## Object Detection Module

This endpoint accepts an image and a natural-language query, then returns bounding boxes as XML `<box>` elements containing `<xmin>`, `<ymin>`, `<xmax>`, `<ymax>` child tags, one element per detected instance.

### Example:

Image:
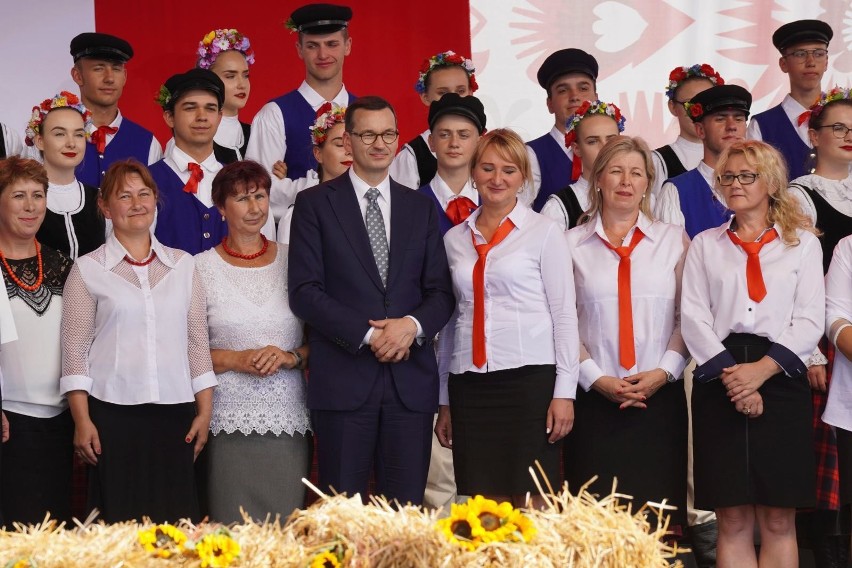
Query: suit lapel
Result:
<box><xmin>327</xmin><ymin>176</ymin><xmax>385</xmax><ymax>291</ymax></box>
<box><xmin>387</xmin><ymin>182</ymin><xmax>414</xmax><ymax>290</ymax></box>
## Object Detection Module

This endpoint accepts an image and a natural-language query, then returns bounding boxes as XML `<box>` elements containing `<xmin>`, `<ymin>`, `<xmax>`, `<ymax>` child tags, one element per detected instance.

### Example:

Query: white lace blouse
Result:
<box><xmin>195</xmin><ymin>245</ymin><xmax>310</xmax><ymax>436</ymax></box>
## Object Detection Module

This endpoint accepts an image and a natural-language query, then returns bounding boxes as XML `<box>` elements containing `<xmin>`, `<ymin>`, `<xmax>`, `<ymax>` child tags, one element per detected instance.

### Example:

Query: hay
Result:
<box><xmin>0</xmin><ymin>475</ymin><xmax>682</xmax><ymax>567</ymax></box>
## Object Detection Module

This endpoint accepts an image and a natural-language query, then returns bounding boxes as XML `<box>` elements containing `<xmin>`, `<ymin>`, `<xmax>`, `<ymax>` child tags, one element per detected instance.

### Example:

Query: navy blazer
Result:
<box><xmin>288</xmin><ymin>174</ymin><xmax>455</xmax><ymax>413</ymax></box>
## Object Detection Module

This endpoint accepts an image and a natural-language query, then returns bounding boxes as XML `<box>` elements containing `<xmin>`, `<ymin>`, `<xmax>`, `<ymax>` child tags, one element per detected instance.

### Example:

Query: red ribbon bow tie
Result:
<box><xmin>446</xmin><ymin>196</ymin><xmax>478</xmax><ymax>226</ymax></box>
<box><xmin>184</xmin><ymin>163</ymin><xmax>204</xmax><ymax>194</ymax></box>
<box><xmin>90</xmin><ymin>125</ymin><xmax>118</xmax><ymax>155</ymax></box>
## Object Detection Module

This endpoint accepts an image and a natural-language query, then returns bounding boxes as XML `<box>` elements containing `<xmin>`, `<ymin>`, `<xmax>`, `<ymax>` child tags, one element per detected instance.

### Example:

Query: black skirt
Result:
<box><xmin>449</xmin><ymin>364</ymin><xmax>560</xmax><ymax>495</ymax></box>
<box><xmin>563</xmin><ymin>379</ymin><xmax>688</xmax><ymax>529</ymax></box>
<box><xmin>692</xmin><ymin>333</ymin><xmax>815</xmax><ymax>509</ymax></box>
<box><xmin>1</xmin><ymin>409</ymin><xmax>74</xmax><ymax>525</ymax></box>
<box><xmin>87</xmin><ymin>398</ymin><xmax>199</xmax><ymax>523</ymax></box>
<box><xmin>836</xmin><ymin>427</ymin><xmax>852</xmax><ymax>507</ymax></box>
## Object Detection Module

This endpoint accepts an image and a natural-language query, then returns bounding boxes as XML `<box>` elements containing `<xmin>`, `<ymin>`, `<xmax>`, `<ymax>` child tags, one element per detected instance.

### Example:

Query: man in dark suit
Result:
<box><xmin>288</xmin><ymin>96</ymin><xmax>455</xmax><ymax>505</ymax></box>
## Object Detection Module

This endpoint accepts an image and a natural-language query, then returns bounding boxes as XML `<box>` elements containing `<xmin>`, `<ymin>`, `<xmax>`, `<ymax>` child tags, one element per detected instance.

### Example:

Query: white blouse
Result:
<box><xmin>438</xmin><ymin>200</ymin><xmax>579</xmax><ymax>404</ymax></box>
<box><xmin>196</xmin><ymin>246</ymin><xmax>310</xmax><ymax>436</ymax></box>
<box><xmin>567</xmin><ymin>213</ymin><xmax>689</xmax><ymax>391</ymax></box>
<box><xmin>823</xmin><ymin>235</ymin><xmax>852</xmax><ymax>431</ymax></box>
<box><xmin>60</xmin><ymin>234</ymin><xmax>217</xmax><ymax>404</ymax></box>
<box><xmin>681</xmin><ymin>219</ymin><xmax>825</xmax><ymax>381</ymax></box>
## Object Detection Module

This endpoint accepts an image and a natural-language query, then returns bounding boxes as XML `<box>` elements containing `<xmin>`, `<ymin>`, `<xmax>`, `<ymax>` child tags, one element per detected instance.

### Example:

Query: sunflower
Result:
<box><xmin>309</xmin><ymin>551</ymin><xmax>341</xmax><ymax>568</ymax></box>
<box><xmin>436</xmin><ymin>502</ymin><xmax>480</xmax><ymax>551</ymax></box>
<box><xmin>196</xmin><ymin>531</ymin><xmax>241</xmax><ymax>568</ymax></box>
<box><xmin>469</xmin><ymin>495</ymin><xmax>516</xmax><ymax>543</ymax></box>
<box><xmin>506</xmin><ymin>509</ymin><xmax>537</xmax><ymax>543</ymax></box>
<box><xmin>138</xmin><ymin>523</ymin><xmax>187</xmax><ymax>559</ymax></box>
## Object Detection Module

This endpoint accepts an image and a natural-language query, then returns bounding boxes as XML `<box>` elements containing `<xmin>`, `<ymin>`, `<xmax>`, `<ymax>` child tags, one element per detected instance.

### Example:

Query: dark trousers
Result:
<box><xmin>312</xmin><ymin>367</ymin><xmax>433</xmax><ymax>506</ymax></box>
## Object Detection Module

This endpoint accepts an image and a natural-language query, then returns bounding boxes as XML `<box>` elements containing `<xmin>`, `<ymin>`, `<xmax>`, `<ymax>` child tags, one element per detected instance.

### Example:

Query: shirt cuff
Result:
<box><xmin>693</xmin><ymin>350</ymin><xmax>737</xmax><ymax>383</ymax></box>
<box><xmin>404</xmin><ymin>315</ymin><xmax>426</xmax><ymax>346</ymax></box>
<box><xmin>579</xmin><ymin>358</ymin><xmax>606</xmax><ymax>392</ymax></box>
<box><xmin>191</xmin><ymin>371</ymin><xmax>218</xmax><ymax>395</ymax></box>
<box><xmin>658</xmin><ymin>350</ymin><xmax>687</xmax><ymax>381</ymax></box>
<box><xmin>766</xmin><ymin>343</ymin><xmax>807</xmax><ymax>377</ymax></box>
<box><xmin>60</xmin><ymin>374</ymin><xmax>94</xmax><ymax>396</ymax></box>
<box><xmin>553</xmin><ymin>371</ymin><xmax>577</xmax><ymax>400</ymax></box>
<box><xmin>361</xmin><ymin>327</ymin><xmax>375</xmax><ymax>347</ymax></box>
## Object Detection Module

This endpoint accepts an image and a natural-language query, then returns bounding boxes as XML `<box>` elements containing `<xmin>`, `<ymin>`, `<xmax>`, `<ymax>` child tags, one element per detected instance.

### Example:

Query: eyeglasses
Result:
<box><xmin>349</xmin><ymin>130</ymin><xmax>399</xmax><ymax>145</ymax></box>
<box><xmin>784</xmin><ymin>48</ymin><xmax>828</xmax><ymax>61</ymax></box>
<box><xmin>718</xmin><ymin>173</ymin><xmax>760</xmax><ymax>186</ymax></box>
<box><xmin>816</xmin><ymin>123</ymin><xmax>852</xmax><ymax>138</ymax></box>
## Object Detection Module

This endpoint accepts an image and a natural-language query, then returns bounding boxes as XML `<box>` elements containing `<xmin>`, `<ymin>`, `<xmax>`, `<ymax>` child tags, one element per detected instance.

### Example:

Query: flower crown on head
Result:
<box><xmin>564</xmin><ymin>100</ymin><xmax>627</xmax><ymax>148</ymax></box>
<box><xmin>197</xmin><ymin>29</ymin><xmax>255</xmax><ymax>70</ymax></box>
<box><xmin>798</xmin><ymin>86</ymin><xmax>852</xmax><ymax>126</ymax></box>
<box><xmin>310</xmin><ymin>102</ymin><xmax>346</xmax><ymax>145</ymax></box>
<box><xmin>25</xmin><ymin>91</ymin><xmax>93</xmax><ymax>147</ymax></box>
<box><xmin>665</xmin><ymin>63</ymin><xmax>724</xmax><ymax>101</ymax></box>
<box><xmin>414</xmin><ymin>51</ymin><xmax>478</xmax><ymax>95</ymax></box>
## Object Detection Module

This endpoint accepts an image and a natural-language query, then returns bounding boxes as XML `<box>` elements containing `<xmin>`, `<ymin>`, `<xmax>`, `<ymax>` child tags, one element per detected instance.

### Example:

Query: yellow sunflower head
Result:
<box><xmin>196</xmin><ymin>531</ymin><xmax>241</xmax><ymax>568</ymax></box>
<box><xmin>436</xmin><ymin>502</ymin><xmax>480</xmax><ymax>550</ymax></box>
<box><xmin>309</xmin><ymin>550</ymin><xmax>341</xmax><ymax>568</ymax></box>
<box><xmin>138</xmin><ymin>523</ymin><xmax>188</xmax><ymax>558</ymax></box>
<box><xmin>468</xmin><ymin>495</ymin><xmax>516</xmax><ymax>543</ymax></box>
<box><xmin>507</xmin><ymin>510</ymin><xmax>537</xmax><ymax>543</ymax></box>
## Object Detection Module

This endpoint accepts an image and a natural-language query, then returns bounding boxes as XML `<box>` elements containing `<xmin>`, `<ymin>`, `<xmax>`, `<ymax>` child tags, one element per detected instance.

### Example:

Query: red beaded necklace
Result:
<box><xmin>124</xmin><ymin>251</ymin><xmax>156</xmax><ymax>267</ymax></box>
<box><xmin>221</xmin><ymin>235</ymin><xmax>269</xmax><ymax>260</ymax></box>
<box><xmin>0</xmin><ymin>240</ymin><xmax>43</xmax><ymax>292</ymax></box>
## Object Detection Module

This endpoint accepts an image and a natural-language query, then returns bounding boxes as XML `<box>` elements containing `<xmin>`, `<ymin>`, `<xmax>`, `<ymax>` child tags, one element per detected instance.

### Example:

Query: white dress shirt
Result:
<box><xmin>2</xmin><ymin>123</ymin><xmax>23</xmax><ymax>158</ymax></box>
<box><xmin>60</xmin><ymin>233</ymin><xmax>217</xmax><ymax>404</ymax></box>
<box><xmin>246</xmin><ymin>81</ymin><xmax>350</xmax><ymax>218</ymax></box>
<box><xmin>747</xmin><ymin>94</ymin><xmax>811</xmax><ymax>147</ymax></box>
<box><xmin>427</xmin><ymin>173</ymin><xmax>478</xmax><ymax>212</ymax></box>
<box><xmin>438</xmin><ymin>200</ymin><xmax>579</xmax><ymax>404</ymax></box>
<box><xmin>568</xmin><ymin>213</ymin><xmax>689</xmax><ymax>390</ymax></box>
<box><xmin>651</xmin><ymin>135</ymin><xmax>704</xmax><ymax>197</ymax></box>
<box><xmin>523</xmin><ymin>126</ymin><xmax>574</xmax><ymax>208</ymax></box>
<box><xmin>681</xmin><ymin>219</ymin><xmax>825</xmax><ymax>381</ymax></box>
<box><xmin>823</xmin><ymin>235</ymin><xmax>852</xmax><ymax>431</ymax></box>
<box><xmin>163</xmin><ymin>146</ymin><xmax>275</xmax><ymax>240</ymax></box>
<box><xmin>164</xmin><ymin>114</ymin><xmax>247</xmax><ymax>161</ymax></box>
<box><xmin>390</xmin><ymin>130</ymin><xmax>432</xmax><ymax>190</ymax></box>
<box><xmin>540</xmin><ymin>177</ymin><xmax>590</xmax><ymax>231</ymax></box>
<box><xmin>655</xmin><ymin>161</ymin><xmax>726</xmax><ymax>227</ymax></box>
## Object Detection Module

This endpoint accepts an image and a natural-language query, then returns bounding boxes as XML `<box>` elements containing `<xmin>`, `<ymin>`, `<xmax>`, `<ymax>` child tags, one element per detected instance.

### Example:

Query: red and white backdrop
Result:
<box><xmin>2</xmin><ymin>0</ymin><xmax>850</xmax><ymax>151</ymax></box>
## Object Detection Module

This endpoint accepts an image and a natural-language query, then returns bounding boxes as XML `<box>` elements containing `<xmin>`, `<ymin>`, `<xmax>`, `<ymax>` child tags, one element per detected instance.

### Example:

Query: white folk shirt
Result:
<box><xmin>390</xmin><ymin>130</ymin><xmax>432</xmax><ymax>190</ymax></box>
<box><xmin>568</xmin><ymin>213</ymin><xmax>689</xmax><ymax>390</ymax></box>
<box><xmin>651</xmin><ymin>135</ymin><xmax>704</xmax><ymax>198</ymax></box>
<box><xmin>59</xmin><ymin>233</ymin><xmax>217</xmax><ymax>404</ymax></box>
<box><xmin>540</xmin><ymin>176</ymin><xmax>590</xmax><ymax>231</ymax></box>
<box><xmin>438</xmin><ymin>200</ymin><xmax>579</xmax><ymax>404</ymax></box>
<box><xmin>246</xmin><ymin>81</ymin><xmax>350</xmax><ymax>218</ymax></box>
<box><xmin>427</xmin><ymin>173</ymin><xmax>478</xmax><ymax>212</ymax></box>
<box><xmin>824</xmin><ymin>235</ymin><xmax>852</xmax><ymax>431</ymax></box>
<box><xmin>681</xmin><ymin>219</ymin><xmax>825</xmax><ymax>381</ymax></box>
<box><xmin>747</xmin><ymin>94</ymin><xmax>811</xmax><ymax>147</ymax></box>
<box><xmin>654</xmin><ymin>161</ymin><xmax>728</xmax><ymax>227</ymax></box>
<box><xmin>522</xmin><ymin>126</ymin><xmax>574</xmax><ymax>208</ymax></box>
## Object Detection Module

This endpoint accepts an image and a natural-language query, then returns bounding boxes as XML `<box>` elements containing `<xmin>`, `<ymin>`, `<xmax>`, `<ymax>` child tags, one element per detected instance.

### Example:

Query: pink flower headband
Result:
<box><xmin>310</xmin><ymin>102</ymin><xmax>346</xmax><ymax>145</ymax></box>
<box><xmin>25</xmin><ymin>91</ymin><xmax>93</xmax><ymax>147</ymax></box>
<box><xmin>197</xmin><ymin>29</ymin><xmax>255</xmax><ymax>70</ymax></box>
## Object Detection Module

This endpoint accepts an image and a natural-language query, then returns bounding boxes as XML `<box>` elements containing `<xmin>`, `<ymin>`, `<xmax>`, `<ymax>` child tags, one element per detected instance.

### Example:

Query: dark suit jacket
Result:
<box><xmin>288</xmin><ymin>173</ymin><xmax>455</xmax><ymax>413</ymax></box>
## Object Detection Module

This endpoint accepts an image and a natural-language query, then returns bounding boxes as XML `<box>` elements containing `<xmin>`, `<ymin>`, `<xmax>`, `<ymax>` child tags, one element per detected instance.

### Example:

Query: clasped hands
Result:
<box><xmin>592</xmin><ymin>369</ymin><xmax>668</xmax><ymax>410</ymax></box>
<box><xmin>368</xmin><ymin>318</ymin><xmax>416</xmax><ymax>363</ymax></box>
<box><xmin>720</xmin><ymin>359</ymin><xmax>778</xmax><ymax>418</ymax></box>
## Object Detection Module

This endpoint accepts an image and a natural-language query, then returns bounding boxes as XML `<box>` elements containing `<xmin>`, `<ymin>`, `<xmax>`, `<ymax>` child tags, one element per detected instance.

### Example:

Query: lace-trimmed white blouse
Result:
<box><xmin>195</xmin><ymin>245</ymin><xmax>311</xmax><ymax>436</ymax></box>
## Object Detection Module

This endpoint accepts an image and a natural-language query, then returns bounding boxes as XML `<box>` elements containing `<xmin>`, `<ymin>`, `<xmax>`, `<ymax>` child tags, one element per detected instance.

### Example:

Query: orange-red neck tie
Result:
<box><xmin>184</xmin><ymin>163</ymin><xmax>203</xmax><ymax>194</ymax></box>
<box><xmin>471</xmin><ymin>219</ymin><xmax>516</xmax><ymax>367</ymax></box>
<box><xmin>90</xmin><ymin>125</ymin><xmax>118</xmax><ymax>155</ymax></box>
<box><xmin>727</xmin><ymin>228</ymin><xmax>778</xmax><ymax>302</ymax></box>
<box><xmin>599</xmin><ymin>229</ymin><xmax>645</xmax><ymax>371</ymax></box>
<box><xmin>446</xmin><ymin>196</ymin><xmax>478</xmax><ymax>226</ymax></box>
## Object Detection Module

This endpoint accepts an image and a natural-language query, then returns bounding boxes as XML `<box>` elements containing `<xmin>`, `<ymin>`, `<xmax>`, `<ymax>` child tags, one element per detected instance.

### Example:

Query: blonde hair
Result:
<box><xmin>470</xmin><ymin>128</ymin><xmax>532</xmax><ymax>187</ymax></box>
<box><xmin>579</xmin><ymin>136</ymin><xmax>655</xmax><ymax>224</ymax></box>
<box><xmin>714</xmin><ymin>140</ymin><xmax>817</xmax><ymax>245</ymax></box>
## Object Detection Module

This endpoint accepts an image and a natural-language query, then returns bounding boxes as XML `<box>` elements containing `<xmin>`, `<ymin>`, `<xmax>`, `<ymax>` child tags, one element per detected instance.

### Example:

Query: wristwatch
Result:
<box><xmin>665</xmin><ymin>370</ymin><xmax>677</xmax><ymax>383</ymax></box>
<box><xmin>287</xmin><ymin>350</ymin><xmax>304</xmax><ymax>370</ymax></box>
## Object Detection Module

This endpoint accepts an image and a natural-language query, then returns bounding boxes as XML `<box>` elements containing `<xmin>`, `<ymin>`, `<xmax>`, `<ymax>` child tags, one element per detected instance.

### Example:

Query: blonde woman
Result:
<box><xmin>682</xmin><ymin>140</ymin><xmax>823</xmax><ymax>568</ymax></box>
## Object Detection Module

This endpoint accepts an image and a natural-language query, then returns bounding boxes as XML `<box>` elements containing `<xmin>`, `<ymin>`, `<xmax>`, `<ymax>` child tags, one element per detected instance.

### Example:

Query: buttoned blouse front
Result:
<box><xmin>681</xmin><ymin>220</ymin><xmax>825</xmax><ymax>378</ymax></box>
<box><xmin>60</xmin><ymin>234</ymin><xmax>217</xmax><ymax>404</ymax></box>
<box><xmin>438</xmin><ymin>200</ymin><xmax>579</xmax><ymax>404</ymax></box>
<box><xmin>567</xmin><ymin>213</ymin><xmax>689</xmax><ymax>391</ymax></box>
